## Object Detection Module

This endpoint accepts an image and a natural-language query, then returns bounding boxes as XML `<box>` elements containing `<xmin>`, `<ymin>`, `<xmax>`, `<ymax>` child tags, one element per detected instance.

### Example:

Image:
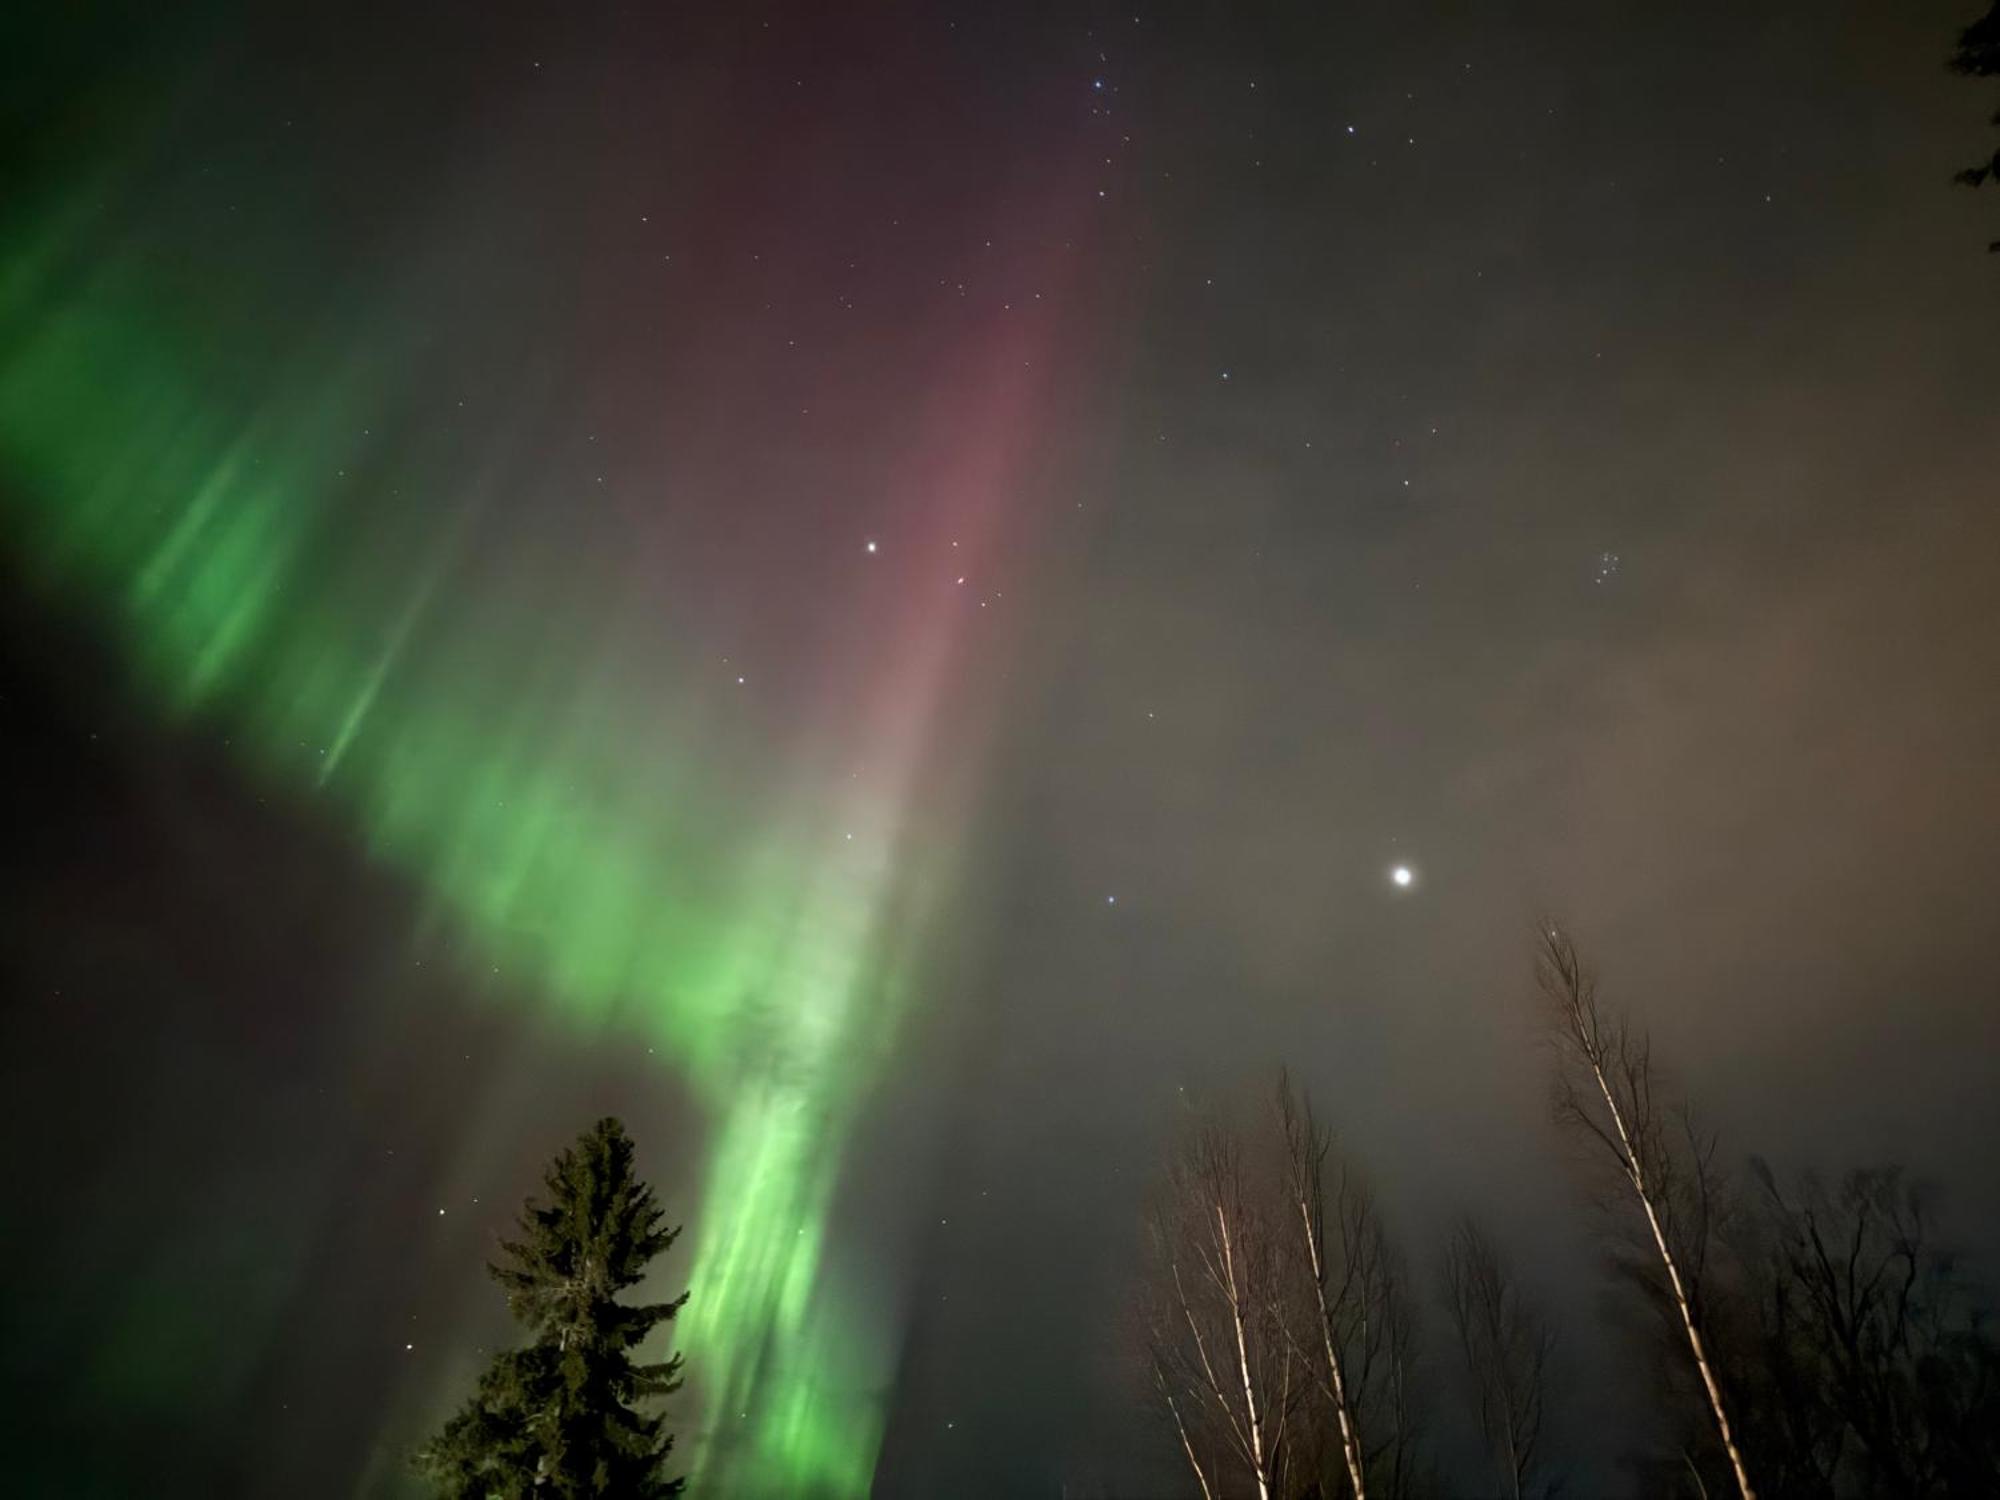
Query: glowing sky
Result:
<box><xmin>2</xmin><ymin>5</ymin><xmax>1110</xmax><ymax>1491</ymax></box>
<box><xmin>5</xmin><ymin>3</ymin><xmax>2000</xmax><ymax>1496</ymax></box>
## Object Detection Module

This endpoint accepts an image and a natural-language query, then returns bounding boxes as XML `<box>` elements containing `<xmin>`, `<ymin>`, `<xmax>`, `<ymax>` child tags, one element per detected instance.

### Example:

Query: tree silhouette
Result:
<box><xmin>1144</xmin><ymin>1113</ymin><xmax>1299</xmax><ymax>1500</ymax></box>
<box><xmin>1952</xmin><ymin>0</ymin><xmax>2000</xmax><ymax>249</ymax></box>
<box><xmin>416</xmin><ymin>1118</ymin><xmax>687</xmax><ymax>1498</ymax></box>
<box><xmin>1537</xmin><ymin>926</ymin><xmax>1756</xmax><ymax>1500</ymax></box>
<box><xmin>1276</xmin><ymin>1078</ymin><xmax>1373</xmax><ymax>1500</ymax></box>
<box><xmin>1738</xmin><ymin>1161</ymin><xmax>2000</xmax><ymax>1495</ymax></box>
<box><xmin>1440</xmin><ymin>1217</ymin><xmax>1554</xmax><ymax>1500</ymax></box>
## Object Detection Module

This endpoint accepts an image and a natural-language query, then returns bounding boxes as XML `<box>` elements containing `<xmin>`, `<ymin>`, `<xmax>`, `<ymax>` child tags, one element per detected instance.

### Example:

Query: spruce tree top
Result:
<box><xmin>493</xmin><ymin>1118</ymin><xmax>682</xmax><ymax>1344</ymax></box>
<box><xmin>417</xmin><ymin>1117</ymin><xmax>688</xmax><ymax>1499</ymax></box>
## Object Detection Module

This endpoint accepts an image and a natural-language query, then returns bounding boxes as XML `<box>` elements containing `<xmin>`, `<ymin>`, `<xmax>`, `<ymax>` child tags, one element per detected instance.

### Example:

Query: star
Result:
<box><xmin>1390</xmin><ymin>864</ymin><xmax>1415</xmax><ymax>888</ymax></box>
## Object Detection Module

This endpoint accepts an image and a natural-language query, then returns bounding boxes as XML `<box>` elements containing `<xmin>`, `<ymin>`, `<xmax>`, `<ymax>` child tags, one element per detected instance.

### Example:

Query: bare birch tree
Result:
<box><xmin>1351</xmin><ymin>1211</ymin><xmax>1424</xmax><ymax>1500</ymax></box>
<box><xmin>1277</xmin><ymin>1076</ymin><xmax>1372</xmax><ymax>1500</ymax></box>
<box><xmin>1146</xmin><ymin>1115</ymin><xmax>1303</xmax><ymax>1499</ymax></box>
<box><xmin>1151</xmin><ymin>1352</ymin><xmax>1219</xmax><ymax>1500</ymax></box>
<box><xmin>1273</xmin><ymin>1075</ymin><xmax>1425</xmax><ymax>1500</ymax></box>
<box><xmin>1440</xmin><ymin>1216</ymin><xmax>1553</xmax><ymax>1500</ymax></box>
<box><xmin>1536</xmin><ymin>925</ymin><xmax>1756</xmax><ymax>1500</ymax></box>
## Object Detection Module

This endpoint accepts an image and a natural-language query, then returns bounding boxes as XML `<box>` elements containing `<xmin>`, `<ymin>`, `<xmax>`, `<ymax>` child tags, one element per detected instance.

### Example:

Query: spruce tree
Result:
<box><xmin>416</xmin><ymin>1118</ymin><xmax>688</xmax><ymax>1498</ymax></box>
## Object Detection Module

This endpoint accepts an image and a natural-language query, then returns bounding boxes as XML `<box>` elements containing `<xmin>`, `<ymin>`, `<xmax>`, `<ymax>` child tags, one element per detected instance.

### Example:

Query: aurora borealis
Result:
<box><xmin>3</xmin><ymin>5</ymin><xmax>1107</xmax><ymax>1490</ymax></box>
<box><xmin>6</xmin><ymin>2</ymin><xmax>2000</xmax><ymax>1496</ymax></box>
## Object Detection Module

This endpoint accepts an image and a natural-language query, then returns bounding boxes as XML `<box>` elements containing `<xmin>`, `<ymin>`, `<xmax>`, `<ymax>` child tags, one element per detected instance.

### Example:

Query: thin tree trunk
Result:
<box><xmin>1583</xmin><ymin>1050</ymin><xmax>1756</xmax><ymax>1500</ymax></box>
<box><xmin>1174</xmin><ymin>1257</ymin><xmax>1252</xmax><ymax>1474</ymax></box>
<box><xmin>1278</xmin><ymin>1082</ymin><xmax>1370</xmax><ymax>1500</ymax></box>
<box><xmin>1217</xmin><ymin>1203</ymin><xmax>1274</xmax><ymax>1500</ymax></box>
<box><xmin>1303</xmin><ymin>1212</ymin><xmax>1369</xmax><ymax>1499</ymax></box>
<box><xmin>1156</xmin><ymin>1362</ymin><xmax>1216</xmax><ymax>1500</ymax></box>
<box><xmin>1541</xmin><ymin>926</ymin><xmax>1755</xmax><ymax>1500</ymax></box>
<box><xmin>1683</xmin><ymin>1449</ymin><xmax>1712</xmax><ymax>1500</ymax></box>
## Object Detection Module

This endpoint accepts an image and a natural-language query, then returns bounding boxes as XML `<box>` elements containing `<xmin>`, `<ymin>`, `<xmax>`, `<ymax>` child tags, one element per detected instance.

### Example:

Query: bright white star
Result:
<box><xmin>1391</xmin><ymin>865</ymin><xmax>1414</xmax><ymax>888</ymax></box>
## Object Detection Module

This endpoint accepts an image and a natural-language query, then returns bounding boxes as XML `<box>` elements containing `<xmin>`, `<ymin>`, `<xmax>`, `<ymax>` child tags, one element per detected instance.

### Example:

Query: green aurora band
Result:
<box><xmin>1</xmin><ymin>108</ymin><xmax>1077</xmax><ymax>1493</ymax></box>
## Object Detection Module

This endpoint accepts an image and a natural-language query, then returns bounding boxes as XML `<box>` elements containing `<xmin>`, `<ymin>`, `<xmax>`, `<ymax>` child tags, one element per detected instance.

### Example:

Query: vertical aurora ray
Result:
<box><xmin>0</xmin><ymin>76</ymin><xmax>1089</xmax><ymax>1491</ymax></box>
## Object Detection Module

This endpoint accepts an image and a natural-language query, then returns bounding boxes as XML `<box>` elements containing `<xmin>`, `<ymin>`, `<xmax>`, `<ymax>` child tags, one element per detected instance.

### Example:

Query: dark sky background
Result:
<box><xmin>3</xmin><ymin>2</ymin><xmax>1998</xmax><ymax>1496</ymax></box>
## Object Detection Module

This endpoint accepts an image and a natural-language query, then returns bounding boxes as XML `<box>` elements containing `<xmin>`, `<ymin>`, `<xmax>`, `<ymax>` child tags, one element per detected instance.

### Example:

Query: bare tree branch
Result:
<box><xmin>1744</xmin><ymin>1160</ymin><xmax>2000</xmax><ymax>1494</ymax></box>
<box><xmin>1145</xmin><ymin>1112</ymin><xmax>1302</xmax><ymax>1499</ymax></box>
<box><xmin>1277</xmin><ymin>1073</ymin><xmax>1372</xmax><ymax>1500</ymax></box>
<box><xmin>1536</xmin><ymin>924</ymin><xmax>1757</xmax><ymax>1500</ymax></box>
<box><xmin>1441</xmin><ymin>1217</ymin><xmax>1553</xmax><ymax>1500</ymax></box>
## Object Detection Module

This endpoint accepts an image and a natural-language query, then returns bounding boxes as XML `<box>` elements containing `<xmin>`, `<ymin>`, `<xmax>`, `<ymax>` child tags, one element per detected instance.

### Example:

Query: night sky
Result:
<box><xmin>3</xmin><ymin>2</ymin><xmax>1998</xmax><ymax>1496</ymax></box>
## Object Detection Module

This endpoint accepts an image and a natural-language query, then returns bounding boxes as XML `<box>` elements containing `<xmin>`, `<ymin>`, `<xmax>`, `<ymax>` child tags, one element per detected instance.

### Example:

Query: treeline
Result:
<box><xmin>1136</xmin><ymin>928</ymin><xmax>2000</xmax><ymax>1500</ymax></box>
